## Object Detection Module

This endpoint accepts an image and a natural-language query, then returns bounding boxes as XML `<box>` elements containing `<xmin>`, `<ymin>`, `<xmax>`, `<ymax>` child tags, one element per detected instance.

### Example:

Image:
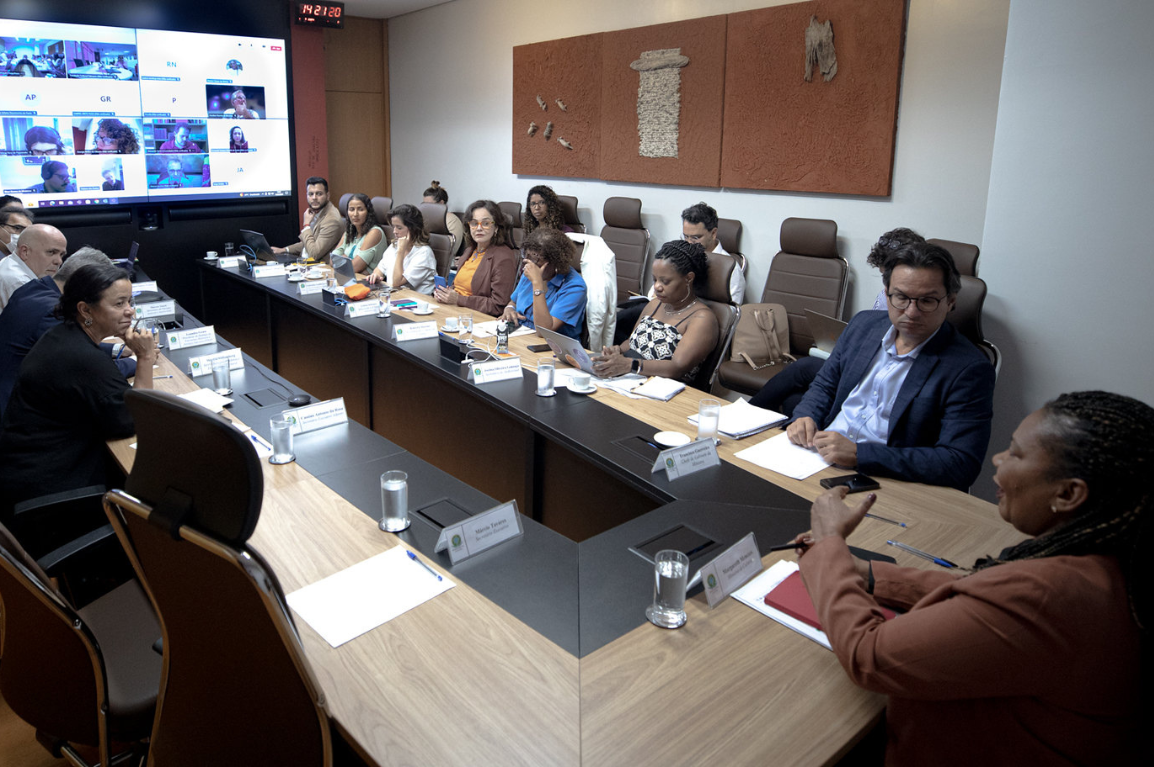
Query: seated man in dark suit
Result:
<box><xmin>787</xmin><ymin>242</ymin><xmax>994</xmax><ymax>490</ymax></box>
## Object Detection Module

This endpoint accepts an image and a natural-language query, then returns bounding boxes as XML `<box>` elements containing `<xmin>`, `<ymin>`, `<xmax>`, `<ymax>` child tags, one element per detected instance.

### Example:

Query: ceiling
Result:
<box><xmin>340</xmin><ymin>0</ymin><xmax>453</xmax><ymax>20</ymax></box>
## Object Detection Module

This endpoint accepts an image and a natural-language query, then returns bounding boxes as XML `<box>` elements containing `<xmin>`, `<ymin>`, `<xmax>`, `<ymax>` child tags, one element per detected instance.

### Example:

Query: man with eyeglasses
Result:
<box><xmin>785</xmin><ymin>241</ymin><xmax>995</xmax><ymax>490</ymax></box>
<box><xmin>0</xmin><ymin>208</ymin><xmax>32</xmax><ymax>258</ymax></box>
<box><xmin>37</xmin><ymin>161</ymin><xmax>76</xmax><ymax>194</ymax></box>
<box><xmin>0</xmin><ymin>223</ymin><xmax>66</xmax><ymax>313</ymax></box>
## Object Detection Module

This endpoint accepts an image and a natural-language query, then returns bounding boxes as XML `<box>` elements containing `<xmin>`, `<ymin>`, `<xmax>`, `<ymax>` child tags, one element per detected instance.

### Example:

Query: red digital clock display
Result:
<box><xmin>296</xmin><ymin>2</ymin><xmax>345</xmax><ymax>29</ymax></box>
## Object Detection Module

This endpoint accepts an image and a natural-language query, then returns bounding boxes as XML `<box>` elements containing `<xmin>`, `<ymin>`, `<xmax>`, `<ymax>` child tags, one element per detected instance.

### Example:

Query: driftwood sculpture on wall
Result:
<box><xmin>804</xmin><ymin>16</ymin><xmax>838</xmax><ymax>82</ymax></box>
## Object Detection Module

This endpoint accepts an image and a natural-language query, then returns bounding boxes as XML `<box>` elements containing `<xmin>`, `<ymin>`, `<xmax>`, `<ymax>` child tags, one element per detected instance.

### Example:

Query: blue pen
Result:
<box><xmin>887</xmin><ymin>540</ymin><xmax>957</xmax><ymax>568</ymax></box>
<box><xmin>407</xmin><ymin>550</ymin><xmax>442</xmax><ymax>581</ymax></box>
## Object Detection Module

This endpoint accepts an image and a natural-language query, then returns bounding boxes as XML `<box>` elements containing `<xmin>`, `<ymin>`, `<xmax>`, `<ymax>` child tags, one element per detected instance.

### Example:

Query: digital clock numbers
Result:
<box><xmin>295</xmin><ymin>2</ymin><xmax>345</xmax><ymax>29</ymax></box>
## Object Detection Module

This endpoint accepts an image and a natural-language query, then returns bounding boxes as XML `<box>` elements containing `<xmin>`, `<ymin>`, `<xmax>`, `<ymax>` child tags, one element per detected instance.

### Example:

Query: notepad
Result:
<box><xmin>287</xmin><ymin>546</ymin><xmax>455</xmax><ymax>648</ymax></box>
<box><xmin>687</xmin><ymin>398</ymin><xmax>787</xmax><ymax>439</ymax></box>
<box><xmin>732</xmin><ymin>561</ymin><xmax>830</xmax><ymax>649</ymax></box>
<box><xmin>631</xmin><ymin>376</ymin><xmax>685</xmax><ymax>401</ymax></box>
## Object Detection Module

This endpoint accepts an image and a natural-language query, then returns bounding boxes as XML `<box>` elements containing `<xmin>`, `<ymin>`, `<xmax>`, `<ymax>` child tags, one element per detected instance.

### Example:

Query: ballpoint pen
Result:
<box><xmin>116</xmin><ymin>318</ymin><xmax>142</xmax><ymax>360</ymax></box>
<box><xmin>865</xmin><ymin>512</ymin><xmax>906</xmax><ymax>528</ymax></box>
<box><xmin>407</xmin><ymin>550</ymin><xmax>443</xmax><ymax>581</ymax></box>
<box><xmin>887</xmin><ymin>540</ymin><xmax>958</xmax><ymax>568</ymax></box>
<box><xmin>155</xmin><ymin>374</ymin><xmax>174</xmax><ymax>379</ymax></box>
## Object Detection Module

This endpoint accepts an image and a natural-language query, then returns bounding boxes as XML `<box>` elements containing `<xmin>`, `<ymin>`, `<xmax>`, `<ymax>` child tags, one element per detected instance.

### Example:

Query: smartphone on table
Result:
<box><xmin>819</xmin><ymin>473</ymin><xmax>881</xmax><ymax>493</ymax></box>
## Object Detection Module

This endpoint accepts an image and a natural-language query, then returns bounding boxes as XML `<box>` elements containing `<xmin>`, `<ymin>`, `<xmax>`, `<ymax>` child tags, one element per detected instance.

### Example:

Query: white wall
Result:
<box><xmin>973</xmin><ymin>0</ymin><xmax>1154</xmax><ymax>498</ymax></box>
<box><xmin>389</xmin><ymin>0</ymin><xmax>1017</xmax><ymax>495</ymax></box>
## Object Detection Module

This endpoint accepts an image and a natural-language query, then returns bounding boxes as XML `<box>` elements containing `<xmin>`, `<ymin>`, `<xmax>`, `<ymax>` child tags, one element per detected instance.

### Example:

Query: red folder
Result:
<box><xmin>764</xmin><ymin>570</ymin><xmax>895</xmax><ymax>630</ymax></box>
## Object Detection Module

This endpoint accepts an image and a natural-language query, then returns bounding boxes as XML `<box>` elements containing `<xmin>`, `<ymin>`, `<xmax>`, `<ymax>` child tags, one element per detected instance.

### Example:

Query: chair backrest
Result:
<box><xmin>337</xmin><ymin>193</ymin><xmax>353</xmax><ymax>219</ymax></box>
<box><xmin>111</xmin><ymin>390</ymin><xmax>332</xmax><ymax>765</ymax></box>
<box><xmin>498</xmin><ymin>200</ymin><xmax>523</xmax><ymax>229</ymax></box>
<box><xmin>420</xmin><ymin>202</ymin><xmax>455</xmax><ymax>278</ymax></box>
<box><xmin>760</xmin><ymin>217</ymin><xmax>847</xmax><ymax>355</ymax></box>
<box><xmin>927</xmin><ymin>237</ymin><xmax>980</xmax><ymax>277</ymax></box>
<box><xmin>693</xmin><ymin>300</ymin><xmax>740</xmax><ymax>391</ymax></box>
<box><xmin>600</xmin><ymin>197</ymin><xmax>651</xmax><ymax>297</ymax></box>
<box><xmin>0</xmin><ymin>522</ymin><xmax>149</xmax><ymax>765</ymax></box>
<box><xmin>700</xmin><ymin>251</ymin><xmax>737</xmax><ymax>305</ymax></box>
<box><xmin>371</xmin><ymin>196</ymin><xmax>394</xmax><ymax>244</ymax></box>
<box><xmin>717</xmin><ymin>218</ymin><xmax>746</xmax><ymax>275</ymax></box>
<box><xmin>948</xmin><ymin>274</ymin><xmax>1000</xmax><ymax>372</ymax></box>
<box><xmin>557</xmin><ymin>194</ymin><xmax>585</xmax><ymax>233</ymax></box>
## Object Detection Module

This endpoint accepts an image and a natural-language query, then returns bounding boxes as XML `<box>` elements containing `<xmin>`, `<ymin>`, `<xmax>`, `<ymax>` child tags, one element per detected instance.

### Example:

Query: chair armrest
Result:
<box><xmin>37</xmin><ymin>524</ymin><xmax>118</xmax><ymax>576</ymax></box>
<box><xmin>12</xmin><ymin>485</ymin><xmax>107</xmax><ymax>515</ymax></box>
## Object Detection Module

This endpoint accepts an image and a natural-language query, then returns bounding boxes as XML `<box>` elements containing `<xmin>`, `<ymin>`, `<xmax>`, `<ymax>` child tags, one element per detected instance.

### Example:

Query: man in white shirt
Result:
<box><xmin>0</xmin><ymin>223</ymin><xmax>65</xmax><ymax>312</ymax></box>
<box><xmin>0</xmin><ymin>207</ymin><xmax>32</xmax><ymax>259</ymax></box>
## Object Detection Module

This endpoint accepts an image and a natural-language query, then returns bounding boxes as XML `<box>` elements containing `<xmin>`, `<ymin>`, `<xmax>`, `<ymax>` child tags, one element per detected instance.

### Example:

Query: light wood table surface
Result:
<box><xmin>117</xmin><ymin>290</ymin><xmax>1025</xmax><ymax>766</ymax></box>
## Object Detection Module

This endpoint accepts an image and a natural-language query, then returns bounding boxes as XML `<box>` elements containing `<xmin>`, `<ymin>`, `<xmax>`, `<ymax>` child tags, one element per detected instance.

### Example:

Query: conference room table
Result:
<box><xmin>106</xmin><ymin>262</ymin><xmax>1026</xmax><ymax>765</ymax></box>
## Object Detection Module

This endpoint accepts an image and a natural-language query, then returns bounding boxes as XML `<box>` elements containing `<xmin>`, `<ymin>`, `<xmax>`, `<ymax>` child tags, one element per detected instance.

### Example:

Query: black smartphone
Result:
<box><xmin>819</xmin><ymin>473</ymin><xmax>881</xmax><ymax>493</ymax></box>
<box><xmin>526</xmin><ymin>343</ymin><xmax>551</xmax><ymax>353</ymax></box>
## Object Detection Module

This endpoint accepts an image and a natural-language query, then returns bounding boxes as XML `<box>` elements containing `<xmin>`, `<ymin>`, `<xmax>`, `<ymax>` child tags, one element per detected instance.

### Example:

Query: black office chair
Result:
<box><xmin>0</xmin><ymin>522</ymin><xmax>160</xmax><ymax>767</ymax></box>
<box><xmin>103</xmin><ymin>389</ymin><xmax>337</xmax><ymax>765</ymax></box>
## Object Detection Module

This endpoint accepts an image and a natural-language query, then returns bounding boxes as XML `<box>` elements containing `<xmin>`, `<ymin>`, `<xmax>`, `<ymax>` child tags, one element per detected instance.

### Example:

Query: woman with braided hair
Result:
<box><xmin>593</xmin><ymin>239</ymin><xmax>718</xmax><ymax>383</ymax></box>
<box><xmin>793</xmin><ymin>390</ymin><xmax>1147</xmax><ymax>765</ymax></box>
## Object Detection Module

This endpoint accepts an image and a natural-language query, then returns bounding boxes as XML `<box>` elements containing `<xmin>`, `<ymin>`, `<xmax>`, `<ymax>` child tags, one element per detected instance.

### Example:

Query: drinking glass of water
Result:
<box><xmin>645</xmin><ymin>549</ymin><xmax>689</xmax><ymax>628</ymax></box>
<box><xmin>696</xmin><ymin>398</ymin><xmax>721</xmax><ymax>443</ymax></box>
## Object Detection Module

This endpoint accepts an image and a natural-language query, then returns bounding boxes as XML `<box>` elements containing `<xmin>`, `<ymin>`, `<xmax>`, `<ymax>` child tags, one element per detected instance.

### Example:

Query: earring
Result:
<box><xmin>1051</xmin><ymin>504</ymin><xmax>1058</xmax><ymax>513</ymax></box>
<box><xmin>83</xmin><ymin>318</ymin><xmax>93</xmax><ymax>327</ymax></box>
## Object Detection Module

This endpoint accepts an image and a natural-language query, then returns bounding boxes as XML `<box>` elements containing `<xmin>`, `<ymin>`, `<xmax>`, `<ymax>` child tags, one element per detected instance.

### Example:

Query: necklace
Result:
<box><xmin>664</xmin><ymin>297</ymin><xmax>697</xmax><ymax>317</ymax></box>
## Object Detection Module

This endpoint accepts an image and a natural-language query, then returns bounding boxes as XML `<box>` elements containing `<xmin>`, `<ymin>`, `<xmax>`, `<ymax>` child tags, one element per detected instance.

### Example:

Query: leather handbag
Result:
<box><xmin>729</xmin><ymin>303</ymin><xmax>795</xmax><ymax>369</ymax></box>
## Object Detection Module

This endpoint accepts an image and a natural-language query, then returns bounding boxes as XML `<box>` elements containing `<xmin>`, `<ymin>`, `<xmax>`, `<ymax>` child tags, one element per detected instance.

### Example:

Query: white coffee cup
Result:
<box><xmin>206</xmin><ymin>250</ymin><xmax>218</xmax><ymax>260</ymax></box>
<box><xmin>415</xmin><ymin>301</ymin><xmax>430</xmax><ymax>312</ymax></box>
<box><xmin>571</xmin><ymin>371</ymin><xmax>592</xmax><ymax>389</ymax></box>
<box><xmin>444</xmin><ymin>316</ymin><xmax>459</xmax><ymax>330</ymax></box>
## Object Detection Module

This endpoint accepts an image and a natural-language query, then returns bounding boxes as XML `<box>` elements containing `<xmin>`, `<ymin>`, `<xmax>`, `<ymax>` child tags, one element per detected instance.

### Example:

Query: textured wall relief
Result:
<box><xmin>630</xmin><ymin>48</ymin><xmax>689</xmax><ymax>158</ymax></box>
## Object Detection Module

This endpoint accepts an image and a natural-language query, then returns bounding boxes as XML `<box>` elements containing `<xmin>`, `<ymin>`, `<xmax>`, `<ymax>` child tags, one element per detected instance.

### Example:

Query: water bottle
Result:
<box><xmin>496</xmin><ymin>319</ymin><xmax>509</xmax><ymax>354</ymax></box>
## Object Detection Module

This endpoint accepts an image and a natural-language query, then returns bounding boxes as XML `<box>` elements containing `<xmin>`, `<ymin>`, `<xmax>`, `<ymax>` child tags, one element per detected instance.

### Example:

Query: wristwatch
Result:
<box><xmin>632</xmin><ymin>358</ymin><xmax>642</xmax><ymax>374</ymax></box>
<box><xmin>533</xmin><ymin>288</ymin><xmax>544</xmax><ymax>296</ymax></box>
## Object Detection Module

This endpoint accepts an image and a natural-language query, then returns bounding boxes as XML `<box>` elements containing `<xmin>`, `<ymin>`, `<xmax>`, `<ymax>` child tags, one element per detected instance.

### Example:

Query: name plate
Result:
<box><xmin>651</xmin><ymin>439</ymin><xmax>720</xmax><ymax>480</ymax></box>
<box><xmin>697</xmin><ymin>533</ymin><xmax>763</xmax><ymax>608</ymax></box>
<box><xmin>434</xmin><ymin>501</ymin><xmax>523</xmax><ymax>565</ymax></box>
<box><xmin>133</xmin><ymin>280</ymin><xmax>158</xmax><ymax>292</ymax></box>
<box><xmin>298</xmin><ymin>281</ymin><xmax>325</xmax><ymax>295</ymax></box>
<box><xmin>469</xmin><ymin>358</ymin><xmax>523</xmax><ymax>385</ymax></box>
<box><xmin>393</xmin><ymin>321</ymin><xmax>438</xmax><ymax>342</ymax></box>
<box><xmin>345</xmin><ymin>300</ymin><xmax>379</xmax><ymax>318</ymax></box>
<box><xmin>253</xmin><ymin>264</ymin><xmax>287</xmax><ymax>278</ymax></box>
<box><xmin>165</xmin><ymin>325</ymin><xmax>217</xmax><ymax>350</ymax></box>
<box><xmin>281</xmin><ymin>397</ymin><xmax>348</xmax><ymax>435</ymax></box>
<box><xmin>134</xmin><ymin>299</ymin><xmax>175</xmax><ymax>319</ymax></box>
<box><xmin>188</xmin><ymin>347</ymin><xmax>244</xmax><ymax>377</ymax></box>
<box><xmin>217</xmin><ymin>256</ymin><xmax>242</xmax><ymax>268</ymax></box>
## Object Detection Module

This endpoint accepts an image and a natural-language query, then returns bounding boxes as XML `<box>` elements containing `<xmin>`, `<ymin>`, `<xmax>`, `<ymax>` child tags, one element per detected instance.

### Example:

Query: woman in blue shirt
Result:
<box><xmin>501</xmin><ymin>228</ymin><xmax>586</xmax><ymax>340</ymax></box>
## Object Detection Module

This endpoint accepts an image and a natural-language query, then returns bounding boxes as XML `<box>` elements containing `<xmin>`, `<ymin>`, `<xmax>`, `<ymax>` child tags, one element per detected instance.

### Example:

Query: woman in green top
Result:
<box><xmin>333</xmin><ymin>193</ymin><xmax>387</xmax><ymax>273</ymax></box>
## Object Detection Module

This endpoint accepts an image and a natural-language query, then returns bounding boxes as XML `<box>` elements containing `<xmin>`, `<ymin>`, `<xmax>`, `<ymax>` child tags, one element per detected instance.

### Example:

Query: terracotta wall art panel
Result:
<box><xmin>599</xmin><ymin>15</ymin><xmax>727</xmax><ymax>187</ymax></box>
<box><xmin>512</xmin><ymin>33</ymin><xmax>603</xmax><ymax>179</ymax></box>
<box><xmin>721</xmin><ymin>0</ymin><xmax>907</xmax><ymax>195</ymax></box>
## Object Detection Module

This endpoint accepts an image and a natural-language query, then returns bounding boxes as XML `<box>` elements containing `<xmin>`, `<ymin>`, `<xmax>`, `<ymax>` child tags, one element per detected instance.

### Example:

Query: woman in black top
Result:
<box><xmin>0</xmin><ymin>264</ymin><xmax>156</xmax><ymax>539</ymax></box>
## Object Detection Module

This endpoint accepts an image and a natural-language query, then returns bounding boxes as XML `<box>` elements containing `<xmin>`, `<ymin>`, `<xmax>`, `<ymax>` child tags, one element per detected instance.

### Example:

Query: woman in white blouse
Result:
<box><xmin>367</xmin><ymin>204</ymin><xmax>437</xmax><ymax>295</ymax></box>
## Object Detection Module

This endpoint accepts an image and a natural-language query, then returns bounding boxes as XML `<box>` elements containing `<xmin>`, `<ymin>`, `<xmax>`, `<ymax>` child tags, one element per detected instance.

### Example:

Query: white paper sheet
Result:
<box><xmin>287</xmin><ymin>546</ymin><xmax>455</xmax><ymax>648</ymax></box>
<box><xmin>733</xmin><ymin>432</ymin><xmax>830</xmax><ymax>479</ymax></box>
<box><xmin>177</xmin><ymin>387</ymin><xmax>234</xmax><ymax>414</ymax></box>
<box><xmin>687</xmin><ymin>398</ymin><xmax>787</xmax><ymax>439</ymax></box>
<box><xmin>731</xmin><ymin>560</ymin><xmax>831</xmax><ymax>650</ymax></box>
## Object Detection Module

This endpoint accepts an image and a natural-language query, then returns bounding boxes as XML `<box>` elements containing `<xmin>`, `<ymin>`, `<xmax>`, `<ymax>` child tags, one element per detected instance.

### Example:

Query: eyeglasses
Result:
<box><xmin>1</xmin><ymin>222</ymin><xmax>27</xmax><ymax>233</ymax></box>
<box><xmin>523</xmin><ymin>251</ymin><xmax>545</xmax><ymax>264</ymax></box>
<box><xmin>469</xmin><ymin>219</ymin><xmax>495</xmax><ymax>231</ymax></box>
<box><xmin>95</xmin><ymin>134</ymin><xmax>115</xmax><ymax>144</ymax></box>
<box><xmin>528</xmin><ymin>200</ymin><xmax>547</xmax><ymax>209</ymax></box>
<box><xmin>887</xmin><ymin>291</ymin><xmax>945</xmax><ymax>313</ymax></box>
<box><xmin>681</xmin><ymin>233</ymin><xmax>708</xmax><ymax>244</ymax></box>
<box><xmin>30</xmin><ymin>148</ymin><xmax>59</xmax><ymax>156</ymax></box>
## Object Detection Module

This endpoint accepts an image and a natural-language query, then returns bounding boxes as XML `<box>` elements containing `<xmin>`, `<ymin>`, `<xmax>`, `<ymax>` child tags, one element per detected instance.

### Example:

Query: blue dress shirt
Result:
<box><xmin>510</xmin><ymin>268</ymin><xmax>587</xmax><ymax>340</ymax></box>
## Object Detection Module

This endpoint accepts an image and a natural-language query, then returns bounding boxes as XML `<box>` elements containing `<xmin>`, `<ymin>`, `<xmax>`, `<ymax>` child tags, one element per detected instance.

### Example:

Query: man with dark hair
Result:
<box><xmin>680</xmin><ymin>201</ymin><xmax>745</xmax><ymax>302</ymax></box>
<box><xmin>272</xmin><ymin>176</ymin><xmax>342</xmax><ymax>263</ymax></box>
<box><xmin>158</xmin><ymin>122</ymin><xmax>202</xmax><ymax>153</ymax></box>
<box><xmin>0</xmin><ymin>207</ymin><xmax>32</xmax><ymax>258</ymax></box>
<box><xmin>38</xmin><ymin>161</ymin><xmax>76</xmax><ymax>193</ymax></box>
<box><xmin>786</xmin><ymin>242</ymin><xmax>994</xmax><ymax>490</ymax></box>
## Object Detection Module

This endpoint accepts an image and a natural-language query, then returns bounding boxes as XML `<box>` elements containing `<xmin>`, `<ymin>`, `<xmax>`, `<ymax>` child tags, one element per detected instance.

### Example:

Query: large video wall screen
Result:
<box><xmin>0</xmin><ymin>18</ymin><xmax>292</xmax><ymax>209</ymax></box>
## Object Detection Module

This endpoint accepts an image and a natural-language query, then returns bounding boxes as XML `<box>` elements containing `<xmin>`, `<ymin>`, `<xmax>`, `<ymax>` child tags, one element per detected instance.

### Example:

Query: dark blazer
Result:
<box><xmin>792</xmin><ymin>310</ymin><xmax>995</xmax><ymax>490</ymax></box>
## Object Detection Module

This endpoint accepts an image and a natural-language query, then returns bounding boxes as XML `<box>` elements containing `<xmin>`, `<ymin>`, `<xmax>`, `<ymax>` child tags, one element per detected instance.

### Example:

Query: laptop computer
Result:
<box><xmin>537</xmin><ymin>326</ymin><xmax>598</xmax><ymax>375</ymax></box>
<box><xmin>804</xmin><ymin>309</ymin><xmax>848</xmax><ymax>355</ymax></box>
<box><xmin>239</xmin><ymin>229</ymin><xmax>294</xmax><ymax>264</ymax></box>
<box><xmin>331</xmin><ymin>254</ymin><xmax>358</xmax><ymax>287</ymax></box>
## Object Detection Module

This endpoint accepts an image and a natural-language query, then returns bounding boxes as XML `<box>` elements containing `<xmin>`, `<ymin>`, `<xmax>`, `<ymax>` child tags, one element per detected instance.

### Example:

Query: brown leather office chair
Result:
<box><xmin>927</xmin><ymin>237</ymin><xmax>979</xmax><ymax>277</ymax></box>
<box><xmin>717</xmin><ymin>217</ymin><xmax>746</xmax><ymax>276</ymax></box>
<box><xmin>499</xmin><ymin>201</ymin><xmax>524</xmax><ymax>248</ymax></box>
<box><xmin>693</xmin><ymin>300</ymin><xmax>740</xmax><ymax>392</ymax></box>
<box><xmin>419</xmin><ymin>202</ymin><xmax>455</xmax><ymax>278</ymax></box>
<box><xmin>557</xmin><ymin>194</ymin><xmax>585</xmax><ymax>233</ymax></box>
<box><xmin>0</xmin><ymin>522</ymin><xmax>160</xmax><ymax>767</ymax></box>
<box><xmin>103</xmin><ymin>389</ymin><xmax>336</xmax><ymax>766</ymax></box>
<box><xmin>949</xmin><ymin>275</ymin><xmax>1001</xmax><ymax>375</ymax></box>
<box><xmin>601</xmin><ymin>197</ymin><xmax>651</xmax><ymax>298</ymax></box>
<box><xmin>702</xmin><ymin>250</ymin><xmax>737</xmax><ymax>305</ymax></box>
<box><xmin>718</xmin><ymin>217</ymin><xmax>847</xmax><ymax>395</ymax></box>
<box><xmin>337</xmin><ymin>193</ymin><xmax>353</xmax><ymax>219</ymax></box>
<box><xmin>371</xmin><ymin>196</ymin><xmax>393</xmax><ymax>245</ymax></box>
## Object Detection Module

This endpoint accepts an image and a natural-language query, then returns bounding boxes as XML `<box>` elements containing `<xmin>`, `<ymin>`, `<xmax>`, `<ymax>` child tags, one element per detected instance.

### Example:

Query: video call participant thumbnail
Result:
<box><xmin>158</xmin><ymin>122</ymin><xmax>201</xmax><ymax>153</ymax></box>
<box><xmin>91</xmin><ymin>118</ymin><xmax>140</xmax><ymax>154</ymax></box>
<box><xmin>229</xmin><ymin>126</ymin><xmax>249</xmax><ymax>152</ymax></box>
<box><xmin>206</xmin><ymin>87</ymin><xmax>263</xmax><ymax>120</ymax></box>
<box><xmin>24</xmin><ymin>126</ymin><xmax>66</xmax><ymax>156</ymax></box>
<box><xmin>37</xmin><ymin>161</ymin><xmax>76</xmax><ymax>194</ymax></box>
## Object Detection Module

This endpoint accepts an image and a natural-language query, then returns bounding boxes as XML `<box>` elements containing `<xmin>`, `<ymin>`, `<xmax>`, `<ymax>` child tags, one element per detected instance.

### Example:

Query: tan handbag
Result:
<box><xmin>729</xmin><ymin>303</ymin><xmax>795</xmax><ymax>369</ymax></box>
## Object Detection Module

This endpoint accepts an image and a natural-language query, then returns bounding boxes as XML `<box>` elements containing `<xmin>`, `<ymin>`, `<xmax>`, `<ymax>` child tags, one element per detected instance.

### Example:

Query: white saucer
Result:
<box><xmin>287</xmin><ymin>274</ymin><xmax>305</xmax><ymax>282</ymax></box>
<box><xmin>204</xmin><ymin>256</ymin><xmax>218</xmax><ymax>261</ymax></box>
<box><xmin>412</xmin><ymin>309</ymin><xmax>434</xmax><ymax>316</ymax></box>
<box><xmin>567</xmin><ymin>383</ymin><xmax>597</xmax><ymax>394</ymax></box>
<box><xmin>654</xmin><ymin>430</ymin><xmax>691</xmax><ymax>448</ymax></box>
